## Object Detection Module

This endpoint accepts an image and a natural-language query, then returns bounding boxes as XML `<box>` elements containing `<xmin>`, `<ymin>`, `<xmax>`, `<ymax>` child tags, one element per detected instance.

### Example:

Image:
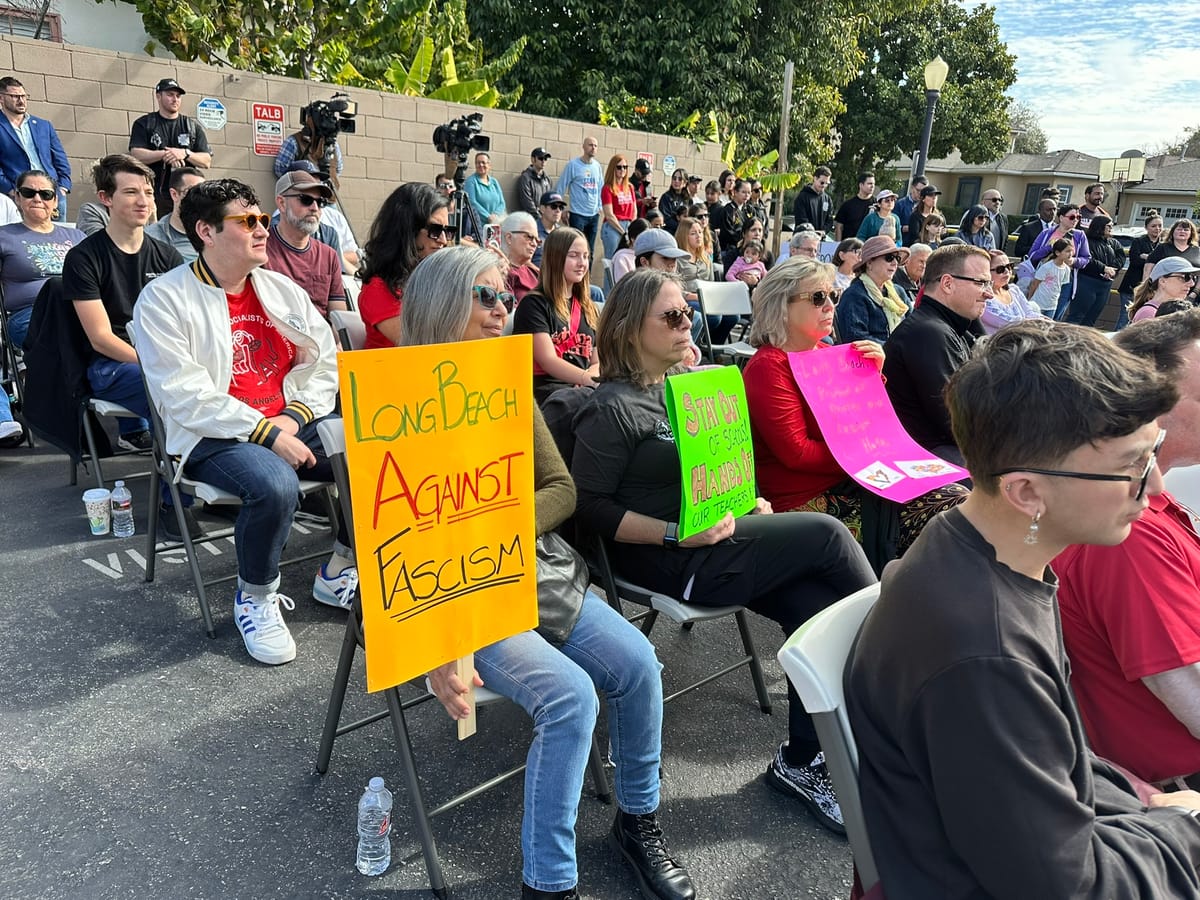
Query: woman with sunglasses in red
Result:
<box><xmin>1027</xmin><ymin>203</ymin><xmax>1091</xmax><ymax>320</ymax></box>
<box><xmin>357</xmin><ymin>182</ymin><xmax>452</xmax><ymax>350</ymax></box>
<box><xmin>834</xmin><ymin>234</ymin><xmax>911</xmax><ymax>343</ymax></box>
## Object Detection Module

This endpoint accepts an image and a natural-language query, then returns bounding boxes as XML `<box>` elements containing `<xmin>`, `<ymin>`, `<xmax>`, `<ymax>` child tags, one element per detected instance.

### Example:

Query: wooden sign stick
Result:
<box><xmin>456</xmin><ymin>653</ymin><xmax>478</xmax><ymax>740</ymax></box>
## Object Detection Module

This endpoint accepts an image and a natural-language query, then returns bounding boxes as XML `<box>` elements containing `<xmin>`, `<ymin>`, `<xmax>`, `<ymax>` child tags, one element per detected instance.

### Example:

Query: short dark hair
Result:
<box><xmin>949</xmin><ymin>320</ymin><xmax>1178</xmax><ymax>493</ymax></box>
<box><xmin>924</xmin><ymin>243</ymin><xmax>990</xmax><ymax>285</ymax></box>
<box><xmin>358</xmin><ymin>182</ymin><xmax>450</xmax><ymax>292</ymax></box>
<box><xmin>0</xmin><ymin>76</ymin><xmax>21</xmax><ymax>92</ymax></box>
<box><xmin>1114</xmin><ymin>308</ymin><xmax>1200</xmax><ymax>378</ymax></box>
<box><xmin>813</xmin><ymin>165</ymin><xmax>831</xmax><ymax>178</ymax></box>
<box><xmin>1085</xmin><ymin>182</ymin><xmax>1104</xmax><ymax>195</ymax></box>
<box><xmin>1155</xmin><ymin>300</ymin><xmax>1196</xmax><ymax>319</ymax></box>
<box><xmin>16</xmin><ymin>168</ymin><xmax>57</xmax><ymax>193</ymax></box>
<box><xmin>169</xmin><ymin>165</ymin><xmax>203</xmax><ymax>193</ymax></box>
<box><xmin>910</xmin><ymin>175</ymin><xmax>929</xmax><ymax>188</ymax></box>
<box><xmin>180</xmin><ymin>178</ymin><xmax>261</xmax><ymax>253</ymax></box>
<box><xmin>92</xmin><ymin>154</ymin><xmax>153</xmax><ymax>196</ymax></box>
<box><xmin>858</xmin><ymin>171</ymin><xmax>875</xmax><ymax>186</ymax></box>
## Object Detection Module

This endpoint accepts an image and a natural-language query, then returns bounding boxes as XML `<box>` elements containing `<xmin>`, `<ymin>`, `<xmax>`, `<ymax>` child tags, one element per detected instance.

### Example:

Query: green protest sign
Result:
<box><xmin>664</xmin><ymin>366</ymin><xmax>756</xmax><ymax>539</ymax></box>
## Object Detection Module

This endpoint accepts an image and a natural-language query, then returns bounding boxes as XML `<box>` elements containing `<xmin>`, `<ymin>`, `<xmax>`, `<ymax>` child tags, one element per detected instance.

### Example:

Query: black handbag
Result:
<box><xmin>534</xmin><ymin>531</ymin><xmax>589</xmax><ymax>644</ymax></box>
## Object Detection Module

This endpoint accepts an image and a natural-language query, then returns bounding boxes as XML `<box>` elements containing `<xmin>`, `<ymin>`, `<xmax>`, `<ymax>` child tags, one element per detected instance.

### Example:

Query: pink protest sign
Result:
<box><xmin>788</xmin><ymin>344</ymin><xmax>967</xmax><ymax>502</ymax></box>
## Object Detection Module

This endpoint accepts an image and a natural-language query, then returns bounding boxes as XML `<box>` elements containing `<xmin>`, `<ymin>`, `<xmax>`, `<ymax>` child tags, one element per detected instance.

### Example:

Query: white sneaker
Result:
<box><xmin>233</xmin><ymin>591</ymin><xmax>297</xmax><ymax>665</ymax></box>
<box><xmin>0</xmin><ymin>420</ymin><xmax>22</xmax><ymax>442</ymax></box>
<box><xmin>313</xmin><ymin>563</ymin><xmax>358</xmax><ymax>610</ymax></box>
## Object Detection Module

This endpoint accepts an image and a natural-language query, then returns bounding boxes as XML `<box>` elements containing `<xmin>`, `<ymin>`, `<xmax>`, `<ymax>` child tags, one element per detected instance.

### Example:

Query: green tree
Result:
<box><xmin>115</xmin><ymin>0</ymin><xmax>524</xmax><ymax>106</ymax></box>
<box><xmin>466</xmin><ymin>0</ymin><xmax>923</xmax><ymax>172</ymax></box>
<box><xmin>830</xmin><ymin>0</ymin><xmax>1017</xmax><ymax>193</ymax></box>
<box><xmin>1009</xmin><ymin>100</ymin><xmax>1049</xmax><ymax>155</ymax></box>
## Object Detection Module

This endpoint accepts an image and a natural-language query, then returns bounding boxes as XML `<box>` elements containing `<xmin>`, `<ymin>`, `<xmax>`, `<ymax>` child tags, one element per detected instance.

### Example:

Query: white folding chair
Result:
<box><xmin>77</xmin><ymin>398</ymin><xmax>151</xmax><ymax>488</ymax></box>
<box><xmin>777</xmin><ymin>583</ymin><xmax>882</xmax><ymax>893</ymax></box>
<box><xmin>696</xmin><ymin>280</ymin><xmax>755</xmax><ymax>367</ymax></box>
<box><xmin>329</xmin><ymin>309</ymin><xmax>366</xmax><ymax>351</ymax></box>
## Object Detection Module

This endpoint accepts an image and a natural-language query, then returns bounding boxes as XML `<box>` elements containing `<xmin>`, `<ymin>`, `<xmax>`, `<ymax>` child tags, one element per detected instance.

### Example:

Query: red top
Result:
<box><xmin>358</xmin><ymin>275</ymin><xmax>401</xmax><ymax>350</ymax></box>
<box><xmin>601</xmin><ymin>184</ymin><xmax>636</xmax><ymax>224</ymax></box>
<box><xmin>741</xmin><ymin>343</ymin><xmax>846</xmax><ymax>510</ymax></box>
<box><xmin>226</xmin><ymin>278</ymin><xmax>294</xmax><ymax>417</ymax></box>
<box><xmin>1055</xmin><ymin>491</ymin><xmax>1200</xmax><ymax>783</ymax></box>
<box><xmin>506</xmin><ymin>263</ymin><xmax>540</xmax><ymax>302</ymax></box>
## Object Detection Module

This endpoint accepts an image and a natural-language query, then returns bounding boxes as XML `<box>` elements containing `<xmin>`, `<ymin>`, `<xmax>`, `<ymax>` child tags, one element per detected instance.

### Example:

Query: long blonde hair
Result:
<box><xmin>535</xmin><ymin>227</ymin><xmax>598</xmax><ymax>328</ymax></box>
<box><xmin>675</xmin><ymin>216</ymin><xmax>711</xmax><ymax>263</ymax></box>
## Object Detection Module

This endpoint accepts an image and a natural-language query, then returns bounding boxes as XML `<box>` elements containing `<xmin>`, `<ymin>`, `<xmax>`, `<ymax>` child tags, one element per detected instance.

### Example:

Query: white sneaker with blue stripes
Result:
<box><xmin>234</xmin><ymin>591</ymin><xmax>297</xmax><ymax>665</ymax></box>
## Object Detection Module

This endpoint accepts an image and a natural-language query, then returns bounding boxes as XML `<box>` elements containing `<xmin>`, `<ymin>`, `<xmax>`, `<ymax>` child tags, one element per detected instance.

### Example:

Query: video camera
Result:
<box><xmin>433</xmin><ymin>113</ymin><xmax>490</xmax><ymax>161</ymax></box>
<box><xmin>301</xmin><ymin>93</ymin><xmax>358</xmax><ymax>141</ymax></box>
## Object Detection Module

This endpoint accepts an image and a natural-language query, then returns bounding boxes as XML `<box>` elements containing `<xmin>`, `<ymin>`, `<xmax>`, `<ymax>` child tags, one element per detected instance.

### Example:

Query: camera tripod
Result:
<box><xmin>444</xmin><ymin>156</ymin><xmax>486</xmax><ymax>248</ymax></box>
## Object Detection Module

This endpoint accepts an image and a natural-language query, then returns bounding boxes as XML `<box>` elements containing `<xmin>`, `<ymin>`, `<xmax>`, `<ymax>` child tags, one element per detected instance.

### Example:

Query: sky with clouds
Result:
<box><xmin>987</xmin><ymin>0</ymin><xmax>1199</xmax><ymax>156</ymax></box>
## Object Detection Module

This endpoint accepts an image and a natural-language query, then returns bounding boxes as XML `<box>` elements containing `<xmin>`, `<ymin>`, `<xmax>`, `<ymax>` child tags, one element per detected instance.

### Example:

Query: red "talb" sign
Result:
<box><xmin>252</xmin><ymin>102</ymin><xmax>286</xmax><ymax>156</ymax></box>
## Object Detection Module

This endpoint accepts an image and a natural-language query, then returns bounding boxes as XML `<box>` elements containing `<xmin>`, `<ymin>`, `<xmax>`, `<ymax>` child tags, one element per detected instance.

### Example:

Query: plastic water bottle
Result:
<box><xmin>110</xmin><ymin>480</ymin><xmax>135</xmax><ymax>538</ymax></box>
<box><xmin>356</xmin><ymin>777</ymin><xmax>392</xmax><ymax>876</ymax></box>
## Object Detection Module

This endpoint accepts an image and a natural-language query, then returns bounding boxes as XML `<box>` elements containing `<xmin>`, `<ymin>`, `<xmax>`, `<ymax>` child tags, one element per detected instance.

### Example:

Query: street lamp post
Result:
<box><xmin>913</xmin><ymin>55</ymin><xmax>949</xmax><ymax>179</ymax></box>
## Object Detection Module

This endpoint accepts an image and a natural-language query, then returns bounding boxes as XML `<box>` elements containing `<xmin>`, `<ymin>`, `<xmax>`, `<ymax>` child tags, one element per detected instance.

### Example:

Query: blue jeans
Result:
<box><xmin>1052</xmin><ymin>282</ymin><xmax>1073</xmax><ymax>321</ymax></box>
<box><xmin>568</xmin><ymin>212</ymin><xmax>599</xmax><ymax>257</ymax></box>
<box><xmin>475</xmin><ymin>590</ymin><xmax>662</xmax><ymax>892</ymax></box>
<box><xmin>1066</xmin><ymin>275</ymin><xmax>1112</xmax><ymax>327</ymax></box>
<box><xmin>1116</xmin><ymin>292</ymin><xmax>1133</xmax><ymax>330</ymax></box>
<box><xmin>85</xmin><ymin>356</ymin><xmax>151</xmax><ymax>435</ymax></box>
<box><xmin>600</xmin><ymin>221</ymin><xmax>625</xmax><ymax>259</ymax></box>
<box><xmin>7</xmin><ymin>305</ymin><xmax>31</xmax><ymax>350</ymax></box>
<box><xmin>183</xmin><ymin>414</ymin><xmax>350</xmax><ymax>594</ymax></box>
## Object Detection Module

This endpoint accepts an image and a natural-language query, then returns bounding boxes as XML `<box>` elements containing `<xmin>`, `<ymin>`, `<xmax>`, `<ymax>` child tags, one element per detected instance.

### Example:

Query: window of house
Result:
<box><xmin>1132</xmin><ymin>203</ymin><xmax>1193</xmax><ymax>223</ymax></box>
<box><xmin>1022</xmin><ymin>183</ymin><xmax>1049</xmax><ymax>216</ymax></box>
<box><xmin>1055</xmin><ymin>185</ymin><xmax>1072</xmax><ymax>204</ymax></box>
<box><xmin>0</xmin><ymin>6</ymin><xmax>61</xmax><ymax>41</ymax></box>
<box><xmin>955</xmin><ymin>177</ymin><xmax>981</xmax><ymax>210</ymax></box>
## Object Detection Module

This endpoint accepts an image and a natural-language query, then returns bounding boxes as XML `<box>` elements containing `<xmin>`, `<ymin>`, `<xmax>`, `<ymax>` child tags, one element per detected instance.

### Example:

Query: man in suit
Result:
<box><xmin>1013</xmin><ymin>198</ymin><xmax>1058</xmax><ymax>259</ymax></box>
<box><xmin>0</xmin><ymin>76</ymin><xmax>71</xmax><ymax>220</ymax></box>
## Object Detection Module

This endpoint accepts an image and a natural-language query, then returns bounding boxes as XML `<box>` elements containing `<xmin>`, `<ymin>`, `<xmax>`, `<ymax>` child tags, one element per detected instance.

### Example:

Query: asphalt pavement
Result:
<box><xmin>1</xmin><ymin>434</ymin><xmax>853</xmax><ymax>900</ymax></box>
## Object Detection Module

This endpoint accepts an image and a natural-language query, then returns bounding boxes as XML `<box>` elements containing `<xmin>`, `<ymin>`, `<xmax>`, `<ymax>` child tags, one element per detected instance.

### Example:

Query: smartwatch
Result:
<box><xmin>663</xmin><ymin>522</ymin><xmax>679</xmax><ymax>548</ymax></box>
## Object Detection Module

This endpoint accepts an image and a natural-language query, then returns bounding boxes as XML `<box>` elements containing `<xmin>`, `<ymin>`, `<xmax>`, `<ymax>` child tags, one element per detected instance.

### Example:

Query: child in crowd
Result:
<box><xmin>726</xmin><ymin>239</ymin><xmax>767</xmax><ymax>286</ymax></box>
<box><xmin>1028</xmin><ymin>238</ymin><xmax>1073</xmax><ymax>314</ymax></box>
<box><xmin>644</xmin><ymin>208</ymin><xmax>665</xmax><ymax>229</ymax></box>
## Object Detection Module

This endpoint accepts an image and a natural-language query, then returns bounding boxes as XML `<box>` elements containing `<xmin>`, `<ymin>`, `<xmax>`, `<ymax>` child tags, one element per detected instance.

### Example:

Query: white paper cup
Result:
<box><xmin>83</xmin><ymin>488</ymin><xmax>112</xmax><ymax>536</ymax></box>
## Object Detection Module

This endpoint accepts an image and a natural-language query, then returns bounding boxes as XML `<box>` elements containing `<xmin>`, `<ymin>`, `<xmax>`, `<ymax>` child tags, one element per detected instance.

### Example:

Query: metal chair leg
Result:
<box><xmin>81</xmin><ymin>408</ymin><xmax>104</xmax><ymax>488</ymax></box>
<box><xmin>735</xmin><ymin>610</ymin><xmax>773</xmax><ymax>714</ymax></box>
<box><xmin>588</xmin><ymin>736</ymin><xmax>612</xmax><ymax>804</ymax></box>
<box><xmin>316</xmin><ymin>611</ymin><xmax>360</xmax><ymax>775</ymax></box>
<box><xmin>385</xmin><ymin>686</ymin><xmax>450</xmax><ymax>900</ymax></box>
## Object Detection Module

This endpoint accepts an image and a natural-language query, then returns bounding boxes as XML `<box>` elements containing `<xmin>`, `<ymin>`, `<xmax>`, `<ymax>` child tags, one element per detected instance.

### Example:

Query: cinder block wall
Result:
<box><xmin>2</xmin><ymin>35</ymin><xmax>726</xmax><ymax>244</ymax></box>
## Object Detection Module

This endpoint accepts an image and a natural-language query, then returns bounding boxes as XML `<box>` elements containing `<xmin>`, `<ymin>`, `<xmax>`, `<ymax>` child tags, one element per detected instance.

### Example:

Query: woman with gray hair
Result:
<box><xmin>404</xmin><ymin>245</ymin><xmax>693</xmax><ymax>900</ymax></box>
<box><xmin>572</xmin><ymin>268</ymin><xmax>877</xmax><ymax>835</ymax></box>
<box><xmin>742</xmin><ymin>257</ymin><xmax>966</xmax><ymax>553</ymax></box>
<box><xmin>501</xmin><ymin>210</ymin><xmax>541</xmax><ymax>302</ymax></box>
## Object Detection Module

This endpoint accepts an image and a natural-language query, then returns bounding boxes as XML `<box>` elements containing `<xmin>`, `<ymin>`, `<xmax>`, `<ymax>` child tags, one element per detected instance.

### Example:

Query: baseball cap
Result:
<box><xmin>155</xmin><ymin>78</ymin><xmax>185</xmax><ymax>94</ymax></box>
<box><xmin>635</xmin><ymin>158</ymin><xmax>652</xmax><ymax>175</ymax></box>
<box><xmin>1151</xmin><ymin>257</ymin><xmax>1200</xmax><ymax>281</ymax></box>
<box><xmin>634</xmin><ymin>228</ymin><xmax>688</xmax><ymax>259</ymax></box>
<box><xmin>275</xmin><ymin>170</ymin><xmax>334</xmax><ymax>199</ymax></box>
<box><xmin>531</xmin><ymin>147</ymin><xmax>551</xmax><ymax>160</ymax></box>
<box><xmin>539</xmin><ymin>191</ymin><xmax>566</xmax><ymax>208</ymax></box>
<box><xmin>687</xmin><ymin>175</ymin><xmax>702</xmax><ymax>183</ymax></box>
<box><xmin>875</xmin><ymin>189</ymin><xmax>898</xmax><ymax>202</ymax></box>
<box><xmin>920</xmin><ymin>185</ymin><xmax>942</xmax><ymax>197</ymax></box>
<box><xmin>286</xmin><ymin>160</ymin><xmax>322</xmax><ymax>175</ymax></box>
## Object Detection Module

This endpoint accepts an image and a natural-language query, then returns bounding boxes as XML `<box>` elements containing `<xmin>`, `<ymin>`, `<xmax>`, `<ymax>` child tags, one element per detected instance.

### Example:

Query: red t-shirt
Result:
<box><xmin>741</xmin><ymin>343</ymin><xmax>847</xmax><ymax>510</ymax></box>
<box><xmin>358</xmin><ymin>275</ymin><xmax>402</xmax><ymax>350</ymax></box>
<box><xmin>1055</xmin><ymin>491</ymin><xmax>1200</xmax><ymax>783</ymax></box>
<box><xmin>263</xmin><ymin>227</ymin><xmax>344</xmax><ymax>318</ymax></box>
<box><xmin>227</xmin><ymin>279</ymin><xmax>295</xmax><ymax>417</ymax></box>
<box><xmin>506</xmin><ymin>263</ymin><xmax>540</xmax><ymax>302</ymax></box>
<box><xmin>601</xmin><ymin>184</ymin><xmax>636</xmax><ymax>224</ymax></box>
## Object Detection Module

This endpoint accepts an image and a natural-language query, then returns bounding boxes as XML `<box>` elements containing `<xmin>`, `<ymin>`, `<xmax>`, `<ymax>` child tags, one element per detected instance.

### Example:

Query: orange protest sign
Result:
<box><xmin>339</xmin><ymin>336</ymin><xmax>538</xmax><ymax>693</ymax></box>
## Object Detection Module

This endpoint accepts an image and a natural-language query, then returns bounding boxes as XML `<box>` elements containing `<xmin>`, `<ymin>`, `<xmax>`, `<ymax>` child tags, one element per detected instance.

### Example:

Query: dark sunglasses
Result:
<box><xmin>790</xmin><ymin>289</ymin><xmax>841</xmax><ymax>307</ymax></box>
<box><xmin>658</xmin><ymin>306</ymin><xmax>695</xmax><ymax>329</ymax></box>
<box><xmin>1061</xmin><ymin>213</ymin><xmax>1080</xmax><ymax>221</ymax></box>
<box><xmin>17</xmin><ymin>186</ymin><xmax>54</xmax><ymax>201</ymax></box>
<box><xmin>878</xmin><ymin>253</ymin><xmax>904</xmax><ymax>264</ymax></box>
<box><xmin>991</xmin><ymin>264</ymin><xmax>1013</xmax><ymax>273</ymax></box>
<box><xmin>424</xmin><ymin>223</ymin><xmax>458</xmax><ymax>241</ymax></box>
<box><xmin>616</xmin><ymin>164</ymin><xmax>629</xmax><ymax>170</ymax></box>
<box><xmin>223</xmin><ymin>213</ymin><xmax>271</xmax><ymax>231</ymax></box>
<box><xmin>1163</xmin><ymin>273</ymin><xmax>1199</xmax><ymax>283</ymax></box>
<box><xmin>472</xmin><ymin>284</ymin><xmax>515</xmax><ymax>312</ymax></box>
<box><xmin>695</xmin><ymin>213</ymin><xmax>709</xmax><ymax>220</ymax></box>
<box><xmin>286</xmin><ymin>192</ymin><xmax>330</xmax><ymax>208</ymax></box>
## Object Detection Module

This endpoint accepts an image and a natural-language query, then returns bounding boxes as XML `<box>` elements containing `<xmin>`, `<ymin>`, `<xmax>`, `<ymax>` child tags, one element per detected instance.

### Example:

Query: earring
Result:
<box><xmin>1025</xmin><ymin>511</ymin><xmax>1041</xmax><ymax>545</ymax></box>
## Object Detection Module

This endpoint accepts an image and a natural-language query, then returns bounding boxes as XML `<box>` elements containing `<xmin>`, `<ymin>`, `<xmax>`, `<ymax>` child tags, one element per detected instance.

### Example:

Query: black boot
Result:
<box><xmin>608</xmin><ymin>811</ymin><xmax>696</xmax><ymax>900</ymax></box>
<box><xmin>521</xmin><ymin>883</ymin><xmax>579</xmax><ymax>899</ymax></box>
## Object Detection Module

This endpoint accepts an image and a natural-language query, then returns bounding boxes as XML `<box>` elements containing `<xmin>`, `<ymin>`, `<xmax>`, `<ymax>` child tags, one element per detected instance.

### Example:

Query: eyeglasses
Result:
<box><xmin>223</xmin><ymin>213</ymin><xmax>272</xmax><ymax>231</ymax></box>
<box><xmin>991</xmin><ymin>429</ymin><xmax>1165</xmax><ymax>502</ymax></box>
<box><xmin>985</xmin><ymin>196</ymin><xmax>1003</xmax><ymax>203</ymax></box>
<box><xmin>789</xmin><ymin>289</ymin><xmax>841</xmax><ymax>307</ymax></box>
<box><xmin>947</xmin><ymin>273</ymin><xmax>993</xmax><ymax>289</ymax></box>
<box><xmin>616</xmin><ymin>165</ymin><xmax>628</xmax><ymax>171</ymax></box>
<box><xmin>17</xmin><ymin>187</ymin><xmax>54</xmax><ymax>201</ymax></box>
<box><xmin>1163</xmin><ymin>273</ymin><xmax>1199</xmax><ymax>283</ymax></box>
<box><xmin>877</xmin><ymin>253</ymin><xmax>903</xmax><ymax>264</ymax></box>
<box><xmin>424</xmin><ymin>223</ymin><xmax>457</xmax><ymax>242</ymax></box>
<box><xmin>472</xmin><ymin>285</ymin><xmax>515</xmax><ymax>312</ymax></box>
<box><xmin>1061</xmin><ymin>213</ymin><xmax>1080</xmax><ymax>221</ymax></box>
<box><xmin>657</xmin><ymin>307</ymin><xmax>695</xmax><ymax>329</ymax></box>
<box><xmin>548</xmin><ymin>203</ymin><xmax>566</xmax><ymax>211</ymax></box>
<box><xmin>512</xmin><ymin>231</ymin><xmax>541</xmax><ymax>244</ymax></box>
<box><xmin>285</xmin><ymin>192</ymin><xmax>329</xmax><ymax>208</ymax></box>
<box><xmin>991</xmin><ymin>264</ymin><xmax>1013</xmax><ymax>273</ymax></box>
<box><xmin>3</xmin><ymin>92</ymin><xmax>27</xmax><ymax>100</ymax></box>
